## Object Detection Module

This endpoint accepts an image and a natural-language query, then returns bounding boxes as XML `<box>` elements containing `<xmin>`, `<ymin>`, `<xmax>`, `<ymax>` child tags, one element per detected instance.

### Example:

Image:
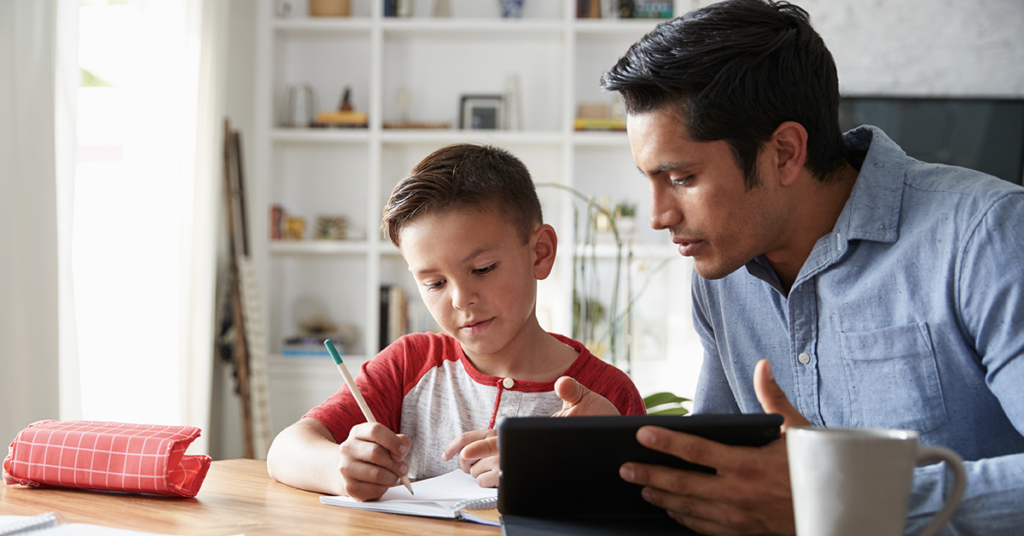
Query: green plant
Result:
<box><xmin>615</xmin><ymin>202</ymin><xmax>637</xmax><ymax>218</ymax></box>
<box><xmin>644</xmin><ymin>392</ymin><xmax>692</xmax><ymax>416</ymax></box>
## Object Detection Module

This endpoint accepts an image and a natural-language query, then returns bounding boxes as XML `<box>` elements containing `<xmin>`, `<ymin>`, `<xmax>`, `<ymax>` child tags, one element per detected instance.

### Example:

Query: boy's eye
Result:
<box><xmin>473</xmin><ymin>263</ymin><xmax>497</xmax><ymax>275</ymax></box>
<box><xmin>424</xmin><ymin>279</ymin><xmax>446</xmax><ymax>290</ymax></box>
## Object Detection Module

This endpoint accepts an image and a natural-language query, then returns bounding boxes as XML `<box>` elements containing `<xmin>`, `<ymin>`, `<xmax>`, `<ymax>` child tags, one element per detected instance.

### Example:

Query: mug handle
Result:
<box><xmin>914</xmin><ymin>446</ymin><xmax>967</xmax><ymax>536</ymax></box>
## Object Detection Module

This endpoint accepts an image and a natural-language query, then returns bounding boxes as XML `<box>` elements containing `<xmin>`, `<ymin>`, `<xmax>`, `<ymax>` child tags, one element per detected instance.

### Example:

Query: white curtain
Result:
<box><xmin>1</xmin><ymin>0</ymin><xmax>228</xmax><ymax>454</ymax></box>
<box><xmin>0</xmin><ymin>0</ymin><xmax>61</xmax><ymax>447</ymax></box>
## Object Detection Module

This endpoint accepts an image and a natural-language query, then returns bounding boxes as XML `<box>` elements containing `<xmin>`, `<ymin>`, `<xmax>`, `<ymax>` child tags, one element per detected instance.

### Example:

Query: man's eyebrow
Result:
<box><xmin>637</xmin><ymin>161</ymin><xmax>693</xmax><ymax>176</ymax></box>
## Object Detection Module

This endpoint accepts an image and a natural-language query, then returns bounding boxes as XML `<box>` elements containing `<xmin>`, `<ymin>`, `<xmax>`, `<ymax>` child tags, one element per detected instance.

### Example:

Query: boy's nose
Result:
<box><xmin>450</xmin><ymin>282</ymin><xmax>477</xmax><ymax>310</ymax></box>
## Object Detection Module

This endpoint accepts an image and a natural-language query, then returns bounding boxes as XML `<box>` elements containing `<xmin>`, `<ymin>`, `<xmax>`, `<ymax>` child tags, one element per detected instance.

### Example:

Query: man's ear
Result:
<box><xmin>770</xmin><ymin>121</ymin><xmax>808</xmax><ymax>187</ymax></box>
<box><xmin>531</xmin><ymin>224</ymin><xmax>558</xmax><ymax>280</ymax></box>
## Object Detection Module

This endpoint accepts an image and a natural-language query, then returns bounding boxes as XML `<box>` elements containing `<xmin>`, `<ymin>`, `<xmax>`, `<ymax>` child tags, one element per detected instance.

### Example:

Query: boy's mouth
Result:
<box><xmin>461</xmin><ymin>317</ymin><xmax>494</xmax><ymax>335</ymax></box>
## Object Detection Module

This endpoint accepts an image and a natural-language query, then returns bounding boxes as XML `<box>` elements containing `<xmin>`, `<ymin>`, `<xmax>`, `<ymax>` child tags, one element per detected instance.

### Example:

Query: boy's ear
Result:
<box><xmin>531</xmin><ymin>224</ymin><xmax>558</xmax><ymax>280</ymax></box>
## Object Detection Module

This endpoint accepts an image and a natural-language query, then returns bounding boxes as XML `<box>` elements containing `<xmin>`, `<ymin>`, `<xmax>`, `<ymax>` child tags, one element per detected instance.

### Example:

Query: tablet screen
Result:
<box><xmin>496</xmin><ymin>414</ymin><xmax>783</xmax><ymax>518</ymax></box>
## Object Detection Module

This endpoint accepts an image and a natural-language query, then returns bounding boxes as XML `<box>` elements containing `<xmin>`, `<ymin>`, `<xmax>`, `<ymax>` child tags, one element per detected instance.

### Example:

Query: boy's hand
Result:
<box><xmin>552</xmin><ymin>376</ymin><xmax>620</xmax><ymax>416</ymax></box>
<box><xmin>442</xmin><ymin>430</ymin><xmax>500</xmax><ymax>488</ymax></box>
<box><xmin>338</xmin><ymin>422</ymin><xmax>412</xmax><ymax>501</ymax></box>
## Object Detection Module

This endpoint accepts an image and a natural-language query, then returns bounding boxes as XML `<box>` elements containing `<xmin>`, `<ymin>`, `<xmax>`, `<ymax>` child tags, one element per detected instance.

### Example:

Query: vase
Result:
<box><xmin>499</xmin><ymin>0</ymin><xmax>523</xmax><ymax>18</ymax></box>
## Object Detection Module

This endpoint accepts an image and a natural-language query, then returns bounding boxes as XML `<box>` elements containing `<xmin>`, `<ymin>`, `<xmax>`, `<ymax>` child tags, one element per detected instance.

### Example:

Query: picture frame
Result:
<box><xmin>459</xmin><ymin>95</ymin><xmax>504</xmax><ymax>130</ymax></box>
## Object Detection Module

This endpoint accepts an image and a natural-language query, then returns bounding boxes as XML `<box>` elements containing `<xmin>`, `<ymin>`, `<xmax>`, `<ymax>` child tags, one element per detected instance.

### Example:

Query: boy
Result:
<box><xmin>266</xmin><ymin>144</ymin><xmax>645</xmax><ymax>501</ymax></box>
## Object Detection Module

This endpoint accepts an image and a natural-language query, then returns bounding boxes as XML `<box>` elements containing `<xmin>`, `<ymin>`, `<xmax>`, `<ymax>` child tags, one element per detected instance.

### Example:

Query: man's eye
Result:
<box><xmin>672</xmin><ymin>174</ymin><xmax>695</xmax><ymax>186</ymax></box>
<box><xmin>425</xmin><ymin>279</ymin><xmax>446</xmax><ymax>290</ymax></box>
<box><xmin>474</xmin><ymin>264</ymin><xmax>497</xmax><ymax>275</ymax></box>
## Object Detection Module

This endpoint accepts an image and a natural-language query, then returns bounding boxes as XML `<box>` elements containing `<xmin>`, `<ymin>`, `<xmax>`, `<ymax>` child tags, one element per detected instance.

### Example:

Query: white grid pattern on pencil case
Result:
<box><xmin>13</xmin><ymin>424</ymin><xmax>194</xmax><ymax>490</ymax></box>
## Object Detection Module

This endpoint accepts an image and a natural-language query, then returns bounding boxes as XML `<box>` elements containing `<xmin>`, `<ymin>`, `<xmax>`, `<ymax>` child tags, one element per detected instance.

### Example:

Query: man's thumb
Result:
<box><xmin>753</xmin><ymin>359</ymin><xmax>810</xmax><ymax>431</ymax></box>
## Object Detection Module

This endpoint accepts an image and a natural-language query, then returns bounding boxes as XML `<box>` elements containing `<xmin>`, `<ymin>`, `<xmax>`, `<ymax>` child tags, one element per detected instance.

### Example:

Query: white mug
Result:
<box><xmin>787</xmin><ymin>427</ymin><xmax>967</xmax><ymax>536</ymax></box>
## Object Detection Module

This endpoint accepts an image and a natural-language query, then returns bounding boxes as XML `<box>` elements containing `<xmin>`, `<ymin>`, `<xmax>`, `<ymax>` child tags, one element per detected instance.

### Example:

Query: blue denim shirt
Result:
<box><xmin>691</xmin><ymin>126</ymin><xmax>1024</xmax><ymax>535</ymax></box>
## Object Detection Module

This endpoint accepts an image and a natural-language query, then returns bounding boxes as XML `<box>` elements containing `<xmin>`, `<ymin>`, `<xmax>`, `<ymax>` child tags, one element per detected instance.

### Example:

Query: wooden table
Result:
<box><xmin>0</xmin><ymin>459</ymin><xmax>500</xmax><ymax>535</ymax></box>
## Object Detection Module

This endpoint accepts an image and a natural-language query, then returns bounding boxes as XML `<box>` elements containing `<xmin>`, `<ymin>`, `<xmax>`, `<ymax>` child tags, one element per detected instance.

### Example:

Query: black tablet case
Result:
<box><xmin>496</xmin><ymin>414</ymin><xmax>783</xmax><ymax>519</ymax></box>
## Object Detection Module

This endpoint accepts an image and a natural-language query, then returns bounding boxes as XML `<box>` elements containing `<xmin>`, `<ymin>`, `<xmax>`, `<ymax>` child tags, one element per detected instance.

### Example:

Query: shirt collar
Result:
<box><xmin>742</xmin><ymin>125</ymin><xmax>908</xmax><ymax>287</ymax></box>
<box><xmin>834</xmin><ymin>125</ymin><xmax>907</xmax><ymax>244</ymax></box>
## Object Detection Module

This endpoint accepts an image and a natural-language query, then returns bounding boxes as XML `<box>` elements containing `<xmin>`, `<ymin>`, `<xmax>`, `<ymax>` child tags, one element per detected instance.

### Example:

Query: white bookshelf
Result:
<box><xmin>253</xmin><ymin>0</ymin><xmax>701</xmax><ymax>434</ymax></box>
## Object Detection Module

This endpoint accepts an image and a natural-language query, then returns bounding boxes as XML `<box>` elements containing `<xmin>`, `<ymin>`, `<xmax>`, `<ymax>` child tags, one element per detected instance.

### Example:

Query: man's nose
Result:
<box><xmin>649</xmin><ymin>186</ymin><xmax>681</xmax><ymax>230</ymax></box>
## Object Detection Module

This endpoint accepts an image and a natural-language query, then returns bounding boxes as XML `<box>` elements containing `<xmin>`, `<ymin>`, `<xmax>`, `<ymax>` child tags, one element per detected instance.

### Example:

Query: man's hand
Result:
<box><xmin>552</xmin><ymin>376</ymin><xmax>620</xmax><ymax>417</ymax></box>
<box><xmin>619</xmin><ymin>360</ymin><xmax>810</xmax><ymax>535</ymax></box>
<box><xmin>338</xmin><ymin>422</ymin><xmax>412</xmax><ymax>501</ymax></box>
<box><xmin>442</xmin><ymin>430</ymin><xmax>500</xmax><ymax>488</ymax></box>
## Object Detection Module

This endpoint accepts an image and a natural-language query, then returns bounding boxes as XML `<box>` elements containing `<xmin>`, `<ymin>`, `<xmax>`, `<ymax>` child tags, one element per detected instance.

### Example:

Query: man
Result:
<box><xmin>547</xmin><ymin>0</ymin><xmax>1024</xmax><ymax>534</ymax></box>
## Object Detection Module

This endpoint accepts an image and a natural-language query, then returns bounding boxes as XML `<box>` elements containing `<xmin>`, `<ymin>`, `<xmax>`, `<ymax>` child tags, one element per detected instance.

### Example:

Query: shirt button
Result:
<box><xmin>502</xmin><ymin>377</ymin><xmax>515</xmax><ymax>389</ymax></box>
<box><xmin>836</xmin><ymin>233</ymin><xmax>842</xmax><ymax>249</ymax></box>
<box><xmin>798</xmin><ymin>352</ymin><xmax>810</xmax><ymax>364</ymax></box>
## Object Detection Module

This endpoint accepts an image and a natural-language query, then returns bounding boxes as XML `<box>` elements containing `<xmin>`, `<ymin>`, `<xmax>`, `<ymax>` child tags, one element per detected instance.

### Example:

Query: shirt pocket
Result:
<box><xmin>838</xmin><ymin>323</ymin><xmax>948</xmax><ymax>434</ymax></box>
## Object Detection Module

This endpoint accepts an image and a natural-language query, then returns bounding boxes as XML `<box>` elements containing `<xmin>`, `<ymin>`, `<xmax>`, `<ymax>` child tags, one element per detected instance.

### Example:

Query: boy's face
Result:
<box><xmin>399</xmin><ymin>207</ymin><xmax>545</xmax><ymax>360</ymax></box>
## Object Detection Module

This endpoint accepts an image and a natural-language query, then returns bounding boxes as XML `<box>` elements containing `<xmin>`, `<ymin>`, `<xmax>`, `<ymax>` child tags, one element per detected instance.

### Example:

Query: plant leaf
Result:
<box><xmin>647</xmin><ymin>406</ymin><xmax>691</xmax><ymax>416</ymax></box>
<box><xmin>643</xmin><ymin>392</ymin><xmax>691</xmax><ymax>408</ymax></box>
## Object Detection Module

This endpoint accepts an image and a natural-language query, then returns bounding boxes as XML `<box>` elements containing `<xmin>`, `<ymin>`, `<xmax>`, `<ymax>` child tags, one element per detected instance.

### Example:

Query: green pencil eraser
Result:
<box><xmin>324</xmin><ymin>339</ymin><xmax>343</xmax><ymax>365</ymax></box>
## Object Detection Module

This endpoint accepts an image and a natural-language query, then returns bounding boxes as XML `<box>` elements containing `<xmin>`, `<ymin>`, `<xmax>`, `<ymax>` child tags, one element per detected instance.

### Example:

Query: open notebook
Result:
<box><xmin>319</xmin><ymin>469</ymin><xmax>499</xmax><ymax>526</ymax></box>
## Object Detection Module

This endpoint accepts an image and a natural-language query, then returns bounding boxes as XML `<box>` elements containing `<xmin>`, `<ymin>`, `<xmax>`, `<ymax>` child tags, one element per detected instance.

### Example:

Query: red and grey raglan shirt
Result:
<box><xmin>305</xmin><ymin>331</ymin><xmax>646</xmax><ymax>480</ymax></box>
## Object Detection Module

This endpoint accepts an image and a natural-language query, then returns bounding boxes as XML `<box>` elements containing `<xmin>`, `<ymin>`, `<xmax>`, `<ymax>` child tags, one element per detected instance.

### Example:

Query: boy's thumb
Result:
<box><xmin>753</xmin><ymin>359</ymin><xmax>810</xmax><ymax>432</ymax></box>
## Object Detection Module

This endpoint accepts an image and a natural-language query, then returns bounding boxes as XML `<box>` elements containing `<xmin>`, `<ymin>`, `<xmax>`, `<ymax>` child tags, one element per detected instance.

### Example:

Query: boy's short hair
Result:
<box><xmin>382</xmin><ymin>144</ymin><xmax>543</xmax><ymax>248</ymax></box>
<box><xmin>601</xmin><ymin>0</ymin><xmax>847</xmax><ymax>188</ymax></box>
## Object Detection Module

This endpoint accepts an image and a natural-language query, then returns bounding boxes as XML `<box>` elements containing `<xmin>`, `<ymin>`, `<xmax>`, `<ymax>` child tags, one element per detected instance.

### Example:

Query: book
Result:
<box><xmin>379</xmin><ymin>284</ymin><xmax>408</xmax><ymax>351</ymax></box>
<box><xmin>319</xmin><ymin>469</ymin><xmax>499</xmax><ymax>526</ymax></box>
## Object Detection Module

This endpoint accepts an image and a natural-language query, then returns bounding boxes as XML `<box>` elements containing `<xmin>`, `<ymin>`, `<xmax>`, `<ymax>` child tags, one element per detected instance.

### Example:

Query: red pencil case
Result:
<box><xmin>3</xmin><ymin>420</ymin><xmax>211</xmax><ymax>498</ymax></box>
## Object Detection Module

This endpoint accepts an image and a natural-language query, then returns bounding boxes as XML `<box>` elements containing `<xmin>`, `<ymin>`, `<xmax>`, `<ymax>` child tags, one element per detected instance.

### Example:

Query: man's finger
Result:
<box><xmin>633</xmin><ymin>426</ymin><xmax>736</xmax><ymax>471</ymax></box>
<box><xmin>620</xmin><ymin>458</ymin><xmax>726</xmax><ymax>499</ymax></box>
<box><xmin>752</xmin><ymin>360</ymin><xmax>810</xmax><ymax>432</ymax></box>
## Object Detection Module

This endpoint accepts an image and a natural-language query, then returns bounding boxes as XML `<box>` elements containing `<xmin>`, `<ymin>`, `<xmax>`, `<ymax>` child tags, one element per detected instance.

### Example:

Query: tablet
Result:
<box><xmin>496</xmin><ymin>414</ymin><xmax>784</xmax><ymax>518</ymax></box>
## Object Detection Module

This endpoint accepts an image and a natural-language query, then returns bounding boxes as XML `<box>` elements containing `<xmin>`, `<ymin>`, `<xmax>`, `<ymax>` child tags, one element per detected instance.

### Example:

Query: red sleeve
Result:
<box><xmin>303</xmin><ymin>333</ymin><xmax>451</xmax><ymax>443</ymax></box>
<box><xmin>567</xmin><ymin>352</ymin><xmax>647</xmax><ymax>416</ymax></box>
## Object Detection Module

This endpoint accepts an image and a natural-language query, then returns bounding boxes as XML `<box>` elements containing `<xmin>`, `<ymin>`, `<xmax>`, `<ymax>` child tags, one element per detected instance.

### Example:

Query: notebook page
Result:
<box><xmin>320</xmin><ymin>469</ymin><xmax>496</xmax><ymax>518</ymax></box>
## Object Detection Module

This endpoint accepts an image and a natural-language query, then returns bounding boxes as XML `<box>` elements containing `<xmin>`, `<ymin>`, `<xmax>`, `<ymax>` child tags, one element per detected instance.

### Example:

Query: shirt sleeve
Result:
<box><xmin>690</xmin><ymin>271</ymin><xmax>741</xmax><ymax>415</ymax></box>
<box><xmin>302</xmin><ymin>337</ymin><xmax>415</xmax><ymax>443</ymax></box>
<box><xmin>904</xmin><ymin>192</ymin><xmax>1024</xmax><ymax>534</ymax></box>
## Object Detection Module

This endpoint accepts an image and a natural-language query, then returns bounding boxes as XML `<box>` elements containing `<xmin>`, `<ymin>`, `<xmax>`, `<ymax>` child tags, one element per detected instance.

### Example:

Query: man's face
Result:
<box><xmin>628</xmin><ymin>109</ymin><xmax>785</xmax><ymax>280</ymax></box>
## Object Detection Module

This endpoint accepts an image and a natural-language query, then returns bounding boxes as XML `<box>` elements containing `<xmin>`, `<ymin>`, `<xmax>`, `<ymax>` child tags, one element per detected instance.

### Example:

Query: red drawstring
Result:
<box><xmin>488</xmin><ymin>379</ymin><xmax>505</xmax><ymax>429</ymax></box>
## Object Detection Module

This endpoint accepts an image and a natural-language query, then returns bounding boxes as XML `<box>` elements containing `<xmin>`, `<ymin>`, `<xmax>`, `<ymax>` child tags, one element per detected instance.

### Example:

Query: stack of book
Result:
<box><xmin>282</xmin><ymin>335</ymin><xmax>338</xmax><ymax>358</ymax></box>
<box><xmin>379</xmin><ymin>285</ymin><xmax>409</xmax><ymax>351</ymax></box>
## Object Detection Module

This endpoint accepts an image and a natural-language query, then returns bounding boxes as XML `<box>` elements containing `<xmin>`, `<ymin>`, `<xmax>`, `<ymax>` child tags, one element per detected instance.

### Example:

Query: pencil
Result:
<box><xmin>324</xmin><ymin>339</ymin><xmax>414</xmax><ymax>495</ymax></box>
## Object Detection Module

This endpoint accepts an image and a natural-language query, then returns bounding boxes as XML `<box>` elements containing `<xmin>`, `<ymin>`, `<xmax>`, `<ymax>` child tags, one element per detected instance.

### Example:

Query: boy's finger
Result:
<box><xmin>460</xmin><ymin>436</ymin><xmax>499</xmax><ymax>460</ymax></box>
<box><xmin>442</xmin><ymin>429</ymin><xmax>493</xmax><ymax>461</ymax></box>
<box><xmin>343</xmin><ymin>458</ymin><xmax>403</xmax><ymax>489</ymax></box>
<box><xmin>341</xmin><ymin>436</ymin><xmax>410</xmax><ymax>477</ymax></box>
<box><xmin>349</xmin><ymin>423</ymin><xmax>410</xmax><ymax>460</ymax></box>
<box><xmin>553</xmin><ymin>376</ymin><xmax>620</xmax><ymax>416</ymax></box>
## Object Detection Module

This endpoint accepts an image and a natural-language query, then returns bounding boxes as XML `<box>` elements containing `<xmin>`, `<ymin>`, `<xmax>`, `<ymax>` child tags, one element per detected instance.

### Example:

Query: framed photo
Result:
<box><xmin>460</xmin><ymin>95</ymin><xmax>504</xmax><ymax>130</ymax></box>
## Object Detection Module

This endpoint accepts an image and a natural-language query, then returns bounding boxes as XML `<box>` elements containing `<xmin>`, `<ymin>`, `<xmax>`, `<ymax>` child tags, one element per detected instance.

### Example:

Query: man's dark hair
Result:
<box><xmin>382</xmin><ymin>144</ymin><xmax>543</xmax><ymax>248</ymax></box>
<box><xmin>602</xmin><ymin>0</ymin><xmax>846</xmax><ymax>187</ymax></box>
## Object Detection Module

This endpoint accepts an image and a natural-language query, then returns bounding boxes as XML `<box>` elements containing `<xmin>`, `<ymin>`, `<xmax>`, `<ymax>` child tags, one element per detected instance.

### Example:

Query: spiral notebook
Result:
<box><xmin>320</xmin><ymin>469</ymin><xmax>499</xmax><ymax>526</ymax></box>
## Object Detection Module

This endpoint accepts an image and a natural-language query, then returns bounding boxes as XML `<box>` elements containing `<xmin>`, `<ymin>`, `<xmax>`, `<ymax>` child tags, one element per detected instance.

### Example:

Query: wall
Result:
<box><xmin>208</xmin><ymin>0</ymin><xmax>1024</xmax><ymax>459</ymax></box>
